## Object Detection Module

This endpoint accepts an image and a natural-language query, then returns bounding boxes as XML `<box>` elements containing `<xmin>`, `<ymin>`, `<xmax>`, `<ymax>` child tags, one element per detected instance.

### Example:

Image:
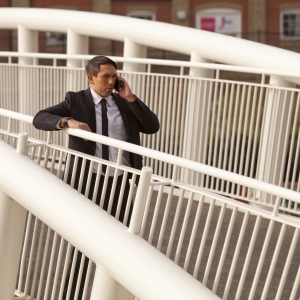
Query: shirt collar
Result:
<box><xmin>90</xmin><ymin>88</ymin><xmax>113</xmax><ymax>106</ymax></box>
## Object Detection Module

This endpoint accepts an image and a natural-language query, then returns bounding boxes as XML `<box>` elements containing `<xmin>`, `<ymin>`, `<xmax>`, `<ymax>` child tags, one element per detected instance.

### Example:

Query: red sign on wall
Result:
<box><xmin>200</xmin><ymin>18</ymin><xmax>216</xmax><ymax>32</ymax></box>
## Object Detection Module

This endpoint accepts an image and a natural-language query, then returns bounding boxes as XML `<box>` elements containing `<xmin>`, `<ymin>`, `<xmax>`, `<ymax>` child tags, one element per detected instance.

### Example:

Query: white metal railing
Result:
<box><xmin>0</xmin><ymin>109</ymin><xmax>300</xmax><ymax>299</ymax></box>
<box><xmin>0</xmin><ymin>138</ymin><xmax>219</xmax><ymax>300</ymax></box>
<box><xmin>1</xmin><ymin>54</ymin><xmax>300</xmax><ymax>200</ymax></box>
<box><xmin>2</xmin><ymin>51</ymin><xmax>300</xmax><ymax>79</ymax></box>
<box><xmin>1</xmin><ymin>108</ymin><xmax>300</xmax><ymax>215</ymax></box>
<box><xmin>0</xmin><ymin>7</ymin><xmax>300</xmax><ymax>84</ymax></box>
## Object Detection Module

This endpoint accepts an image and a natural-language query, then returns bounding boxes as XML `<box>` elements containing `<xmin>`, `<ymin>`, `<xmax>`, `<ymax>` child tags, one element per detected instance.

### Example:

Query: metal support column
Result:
<box><xmin>18</xmin><ymin>24</ymin><xmax>38</xmax><ymax>65</ymax></box>
<box><xmin>257</xmin><ymin>76</ymin><xmax>296</xmax><ymax>185</ymax></box>
<box><xmin>0</xmin><ymin>133</ymin><xmax>28</xmax><ymax>299</ymax></box>
<box><xmin>17</xmin><ymin>24</ymin><xmax>38</xmax><ymax>134</ymax></box>
<box><xmin>67</xmin><ymin>28</ymin><xmax>89</xmax><ymax>68</ymax></box>
<box><xmin>66</xmin><ymin>28</ymin><xmax>89</xmax><ymax>93</ymax></box>
<box><xmin>90</xmin><ymin>263</ymin><xmax>118</xmax><ymax>300</ymax></box>
<box><xmin>128</xmin><ymin>166</ymin><xmax>152</xmax><ymax>234</ymax></box>
<box><xmin>123</xmin><ymin>37</ymin><xmax>147</xmax><ymax>72</ymax></box>
<box><xmin>182</xmin><ymin>51</ymin><xmax>214</xmax><ymax>184</ymax></box>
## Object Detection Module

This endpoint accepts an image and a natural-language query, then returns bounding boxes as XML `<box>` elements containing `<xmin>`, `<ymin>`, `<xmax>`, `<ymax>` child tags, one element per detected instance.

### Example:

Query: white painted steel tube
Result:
<box><xmin>175</xmin><ymin>193</ymin><xmax>194</xmax><ymax>264</ymax></box>
<box><xmin>18</xmin><ymin>24</ymin><xmax>38</xmax><ymax>65</ymax></box>
<box><xmin>275</xmin><ymin>228</ymin><xmax>299</xmax><ymax>300</ymax></box>
<box><xmin>166</xmin><ymin>189</ymin><xmax>184</xmax><ymax>258</ymax></box>
<box><xmin>123</xmin><ymin>37</ymin><xmax>147</xmax><ymax>72</ymax></box>
<box><xmin>203</xmin><ymin>202</ymin><xmax>227</xmax><ymax>285</ymax></box>
<box><xmin>0</xmin><ymin>50</ymin><xmax>299</xmax><ymax>80</ymax></box>
<box><xmin>148</xmin><ymin>185</ymin><xmax>165</xmax><ymax>245</ymax></box>
<box><xmin>90</xmin><ymin>263</ymin><xmax>118</xmax><ymax>300</ymax></box>
<box><xmin>248</xmin><ymin>219</ymin><xmax>275</xmax><ymax>300</ymax></box>
<box><xmin>0</xmin><ymin>140</ymin><xmax>220</xmax><ymax>300</ymax></box>
<box><xmin>0</xmin><ymin>189</ymin><xmax>27</xmax><ymax>300</ymax></box>
<box><xmin>223</xmin><ymin>211</ymin><xmax>250</xmax><ymax>300</ymax></box>
<box><xmin>67</xmin><ymin>29</ymin><xmax>88</xmax><ymax>68</ymax></box>
<box><xmin>183</xmin><ymin>196</ymin><xmax>203</xmax><ymax>271</ymax></box>
<box><xmin>16</xmin><ymin>132</ymin><xmax>28</xmax><ymax>155</ymax></box>
<box><xmin>212</xmin><ymin>207</ymin><xmax>238</xmax><ymax>293</ymax></box>
<box><xmin>261</xmin><ymin>224</ymin><xmax>287</xmax><ymax>299</ymax></box>
<box><xmin>157</xmin><ymin>186</ymin><xmax>175</xmax><ymax>251</ymax></box>
<box><xmin>193</xmin><ymin>199</ymin><xmax>216</xmax><ymax>279</ymax></box>
<box><xmin>128</xmin><ymin>166</ymin><xmax>152</xmax><ymax>234</ymax></box>
<box><xmin>235</xmin><ymin>215</ymin><xmax>262</xmax><ymax>299</ymax></box>
<box><xmin>0</xmin><ymin>133</ymin><xmax>29</xmax><ymax>299</ymax></box>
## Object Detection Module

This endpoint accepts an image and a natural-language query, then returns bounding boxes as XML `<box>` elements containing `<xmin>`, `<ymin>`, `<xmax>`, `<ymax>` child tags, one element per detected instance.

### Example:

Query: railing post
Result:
<box><xmin>128</xmin><ymin>166</ymin><xmax>152</xmax><ymax>234</ymax></box>
<box><xmin>90</xmin><ymin>263</ymin><xmax>118</xmax><ymax>300</ymax></box>
<box><xmin>18</xmin><ymin>24</ymin><xmax>38</xmax><ymax>65</ymax></box>
<box><xmin>182</xmin><ymin>52</ymin><xmax>214</xmax><ymax>184</ymax></box>
<box><xmin>256</xmin><ymin>76</ymin><xmax>296</xmax><ymax>203</ymax></box>
<box><xmin>91</xmin><ymin>263</ymin><xmax>135</xmax><ymax>300</ymax></box>
<box><xmin>189</xmin><ymin>51</ymin><xmax>214</xmax><ymax>78</ymax></box>
<box><xmin>66</xmin><ymin>28</ymin><xmax>88</xmax><ymax>102</ymax></box>
<box><xmin>16</xmin><ymin>132</ymin><xmax>28</xmax><ymax>155</ymax></box>
<box><xmin>0</xmin><ymin>133</ymin><xmax>29</xmax><ymax>299</ymax></box>
<box><xmin>0</xmin><ymin>190</ymin><xmax>27</xmax><ymax>300</ymax></box>
<box><xmin>18</xmin><ymin>24</ymin><xmax>38</xmax><ymax>135</ymax></box>
<box><xmin>67</xmin><ymin>28</ymin><xmax>88</xmax><ymax>68</ymax></box>
<box><xmin>123</xmin><ymin>37</ymin><xmax>147</xmax><ymax>72</ymax></box>
<box><xmin>91</xmin><ymin>167</ymin><xmax>152</xmax><ymax>299</ymax></box>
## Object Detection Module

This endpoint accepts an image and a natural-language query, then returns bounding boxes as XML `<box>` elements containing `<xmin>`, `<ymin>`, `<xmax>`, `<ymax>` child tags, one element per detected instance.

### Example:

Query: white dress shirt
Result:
<box><xmin>91</xmin><ymin>88</ymin><xmax>131</xmax><ymax>175</ymax></box>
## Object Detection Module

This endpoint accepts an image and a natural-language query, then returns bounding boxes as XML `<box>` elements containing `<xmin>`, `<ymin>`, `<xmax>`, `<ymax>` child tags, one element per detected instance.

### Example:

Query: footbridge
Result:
<box><xmin>0</xmin><ymin>7</ymin><xmax>300</xmax><ymax>300</ymax></box>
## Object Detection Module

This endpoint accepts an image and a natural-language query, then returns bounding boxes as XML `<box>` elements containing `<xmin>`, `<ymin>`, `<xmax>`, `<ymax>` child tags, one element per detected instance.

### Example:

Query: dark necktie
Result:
<box><xmin>101</xmin><ymin>99</ymin><xmax>109</xmax><ymax>165</ymax></box>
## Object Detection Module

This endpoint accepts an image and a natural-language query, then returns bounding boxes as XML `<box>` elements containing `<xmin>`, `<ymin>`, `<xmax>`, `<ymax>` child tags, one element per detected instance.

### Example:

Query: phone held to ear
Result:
<box><xmin>114</xmin><ymin>79</ymin><xmax>122</xmax><ymax>91</ymax></box>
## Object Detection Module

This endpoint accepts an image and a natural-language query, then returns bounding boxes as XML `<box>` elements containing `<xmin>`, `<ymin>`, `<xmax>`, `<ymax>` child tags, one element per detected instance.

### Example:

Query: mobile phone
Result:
<box><xmin>114</xmin><ymin>79</ymin><xmax>122</xmax><ymax>91</ymax></box>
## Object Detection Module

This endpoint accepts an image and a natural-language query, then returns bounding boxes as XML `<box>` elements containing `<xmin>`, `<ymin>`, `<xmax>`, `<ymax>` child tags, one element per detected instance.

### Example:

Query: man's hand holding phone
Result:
<box><xmin>114</xmin><ymin>76</ymin><xmax>136</xmax><ymax>102</ymax></box>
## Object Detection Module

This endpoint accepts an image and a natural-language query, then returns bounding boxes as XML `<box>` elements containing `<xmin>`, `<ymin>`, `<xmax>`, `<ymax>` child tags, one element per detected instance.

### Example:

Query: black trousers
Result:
<box><xmin>63</xmin><ymin>172</ymin><xmax>133</xmax><ymax>300</ymax></box>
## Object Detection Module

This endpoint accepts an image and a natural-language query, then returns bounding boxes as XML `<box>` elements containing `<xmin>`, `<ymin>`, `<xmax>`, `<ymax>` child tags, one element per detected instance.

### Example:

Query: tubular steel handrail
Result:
<box><xmin>0</xmin><ymin>138</ymin><xmax>220</xmax><ymax>300</ymax></box>
<box><xmin>1</xmin><ymin>51</ymin><xmax>300</xmax><ymax>80</ymax></box>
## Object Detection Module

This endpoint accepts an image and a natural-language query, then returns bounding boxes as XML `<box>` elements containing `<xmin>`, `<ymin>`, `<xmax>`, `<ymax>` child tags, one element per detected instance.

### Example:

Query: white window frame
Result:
<box><xmin>127</xmin><ymin>11</ymin><xmax>156</xmax><ymax>21</ymax></box>
<box><xmin>280</xmin><ymin>10</ymin><xmax>300</xmax><ymax>41</ymax></box>
<box><xmin>196</xmin><ymin>8</ymin><xmax>242</xmax><ymax>38</ymax></box>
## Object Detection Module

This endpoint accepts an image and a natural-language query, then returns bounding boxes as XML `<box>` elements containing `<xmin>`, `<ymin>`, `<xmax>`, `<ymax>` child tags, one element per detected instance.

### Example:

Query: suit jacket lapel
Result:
<box><xmin>113</xmin><ymin>93</ymin><xmax>130</xmax><ymax>139</ymax></box>
<box><xmin>83</xmin><ymin>88</ymin><xmax>97</xmax><ymax>133</ymax></box>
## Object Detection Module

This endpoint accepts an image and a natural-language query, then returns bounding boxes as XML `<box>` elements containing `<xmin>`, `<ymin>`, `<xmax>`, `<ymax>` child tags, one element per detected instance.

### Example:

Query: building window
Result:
<box><xmin>46</xmin><ymin>32</ymin><xmax>67</xmax><ymax>46</ymax></box>
<box><xmin>127</xmin><ymin>11</ymin><xmax>156</xmax><ymax>21</ymax></box>
<box><xmin>196</xmin><ymin>8</ymin><xmax>242</xmax><ymax>38</ymax></box>
<box><xmin>281</xmin><ymin>10</ymin><xmax>300</xmax><ymax>40</ymax></box>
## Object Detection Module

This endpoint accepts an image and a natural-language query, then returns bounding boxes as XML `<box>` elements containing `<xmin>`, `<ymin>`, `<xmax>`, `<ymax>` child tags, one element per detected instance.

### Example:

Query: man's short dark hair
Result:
<box><xmin>85</xmin><ymin>55</ymin><xmax>117</xmax><ymax>76</ymax></box>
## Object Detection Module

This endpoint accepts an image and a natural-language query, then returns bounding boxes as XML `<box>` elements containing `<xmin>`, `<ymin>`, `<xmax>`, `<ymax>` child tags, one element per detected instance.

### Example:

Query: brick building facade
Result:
<box><xmin>1</xmin><ymin>0</ymin><xmax>300</xmax><ymax>56</ymax></box>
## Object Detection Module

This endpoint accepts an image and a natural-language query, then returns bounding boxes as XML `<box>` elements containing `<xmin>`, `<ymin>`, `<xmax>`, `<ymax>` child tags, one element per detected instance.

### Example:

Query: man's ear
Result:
<box><xmin>87</xmin><ymin>74</ymin><xmax>93</xmax><ymax>85</ymax></box>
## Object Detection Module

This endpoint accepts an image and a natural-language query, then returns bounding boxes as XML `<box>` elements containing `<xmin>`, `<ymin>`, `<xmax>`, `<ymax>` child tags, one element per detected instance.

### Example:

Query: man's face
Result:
<box><xmin>88</xmin><ymin>64</ymin><xmax>117</xmax><ymax>97</ymax></box>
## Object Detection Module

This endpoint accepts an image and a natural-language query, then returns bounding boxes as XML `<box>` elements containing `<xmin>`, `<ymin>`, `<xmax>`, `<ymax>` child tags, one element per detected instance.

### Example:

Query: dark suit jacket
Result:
<box><xmin>33</xmin><ymin>88</ymin><xmax>160</xmax><ymax>171</ymax></box>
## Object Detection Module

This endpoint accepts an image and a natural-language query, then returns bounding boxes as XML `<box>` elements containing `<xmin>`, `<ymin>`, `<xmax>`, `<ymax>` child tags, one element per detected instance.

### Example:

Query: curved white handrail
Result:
<box><xmin>1</xmin><ymin>51</ymin><xmax>300</xmax><ymax>81</ymax></box>
<box><xmin>1</xmin><ymin>108</ymin><xmax>299</xmax><ymax>204</ymax></box>
<box><xmin>0</xmin><ymin>7</ymin><xmax>300</xmax><ymax>84</ymax></box>
<box><xmin>0</xmin><ymin>139</ymin><xmax>220</xmax><ymax>300</ymax></box>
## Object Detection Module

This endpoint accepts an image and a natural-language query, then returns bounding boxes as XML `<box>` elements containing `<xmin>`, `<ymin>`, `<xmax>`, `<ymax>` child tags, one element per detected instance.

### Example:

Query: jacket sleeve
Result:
<box><xmin>32</xmin><ymin>93</ymin><xmax>72</xmax><ymax>131</ymax></box>
<box><xmin>127</xmin><ymin>97</ymin><xmax>160</xmax><ymax>134</ymax></box>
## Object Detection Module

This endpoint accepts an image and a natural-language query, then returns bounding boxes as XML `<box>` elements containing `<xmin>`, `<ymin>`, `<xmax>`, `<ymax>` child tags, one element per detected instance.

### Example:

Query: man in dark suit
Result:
<box><xmin>33</xmin><ymin>55</ymin><xmax>159</xmax><ymax>299</ymax></box>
